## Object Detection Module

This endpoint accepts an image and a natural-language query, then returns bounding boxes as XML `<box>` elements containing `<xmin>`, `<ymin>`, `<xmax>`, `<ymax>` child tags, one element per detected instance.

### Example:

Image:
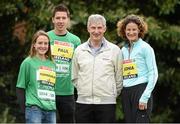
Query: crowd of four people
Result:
<box><xmin>16</xmin><ymin>3</ymin><xmax>158</xmax><ymax>123</ymax></box>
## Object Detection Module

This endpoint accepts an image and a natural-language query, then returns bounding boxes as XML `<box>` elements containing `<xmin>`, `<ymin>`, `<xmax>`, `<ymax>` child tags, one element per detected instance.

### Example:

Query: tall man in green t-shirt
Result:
<box><xmin>47</xmin><ymin>4</ymin><xmax>81</xmax><ymax>123</ymax></box>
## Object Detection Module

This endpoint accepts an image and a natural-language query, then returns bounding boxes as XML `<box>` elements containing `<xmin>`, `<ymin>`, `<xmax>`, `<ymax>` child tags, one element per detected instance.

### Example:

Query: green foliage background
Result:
<box><xmin>0</xmin><ymin>0</ymin><xmax>180</xmax><ymax>122</ymax></box>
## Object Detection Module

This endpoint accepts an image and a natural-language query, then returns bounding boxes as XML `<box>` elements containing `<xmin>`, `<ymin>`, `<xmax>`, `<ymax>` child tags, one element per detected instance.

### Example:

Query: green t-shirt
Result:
<box><xmin>48</xmin><ymin>30</ymin><xmax>81</xmax><ymax>95</ymax></box>
<box><xmin>16</xmin><ymin>56</ymin><xmax>56</xmax><ymax>111</ymax></box>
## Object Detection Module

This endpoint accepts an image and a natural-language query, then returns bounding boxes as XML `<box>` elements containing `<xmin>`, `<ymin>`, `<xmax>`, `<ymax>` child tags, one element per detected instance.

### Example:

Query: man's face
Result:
<box><xmin>52</xmin><ymin>11</ymin><xmax>69</xmax><ymax>34</ymax></box>
<box><xmin>87</xmin><ymin>23</ymin><xmax>106</xmax><ymax>43</ymax></box>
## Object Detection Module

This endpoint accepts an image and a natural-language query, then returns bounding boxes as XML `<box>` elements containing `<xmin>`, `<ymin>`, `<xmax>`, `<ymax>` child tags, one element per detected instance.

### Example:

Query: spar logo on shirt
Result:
<box><xmin>36</xmin><ymin>66</ymin><xmax>56</xmax><ymax>101</ymax></box>
<box><xmin>51</xmin><ymin>41</ymin><xmax>74</xmax><ymax>61</ymax></box>
<box><xmin>123</xmin><ymin>59</ymin><xmax>138</xmax><ymax>79</ymax></box>
<box><xmin>51</xmin><ymin>41</ymin><xmax>74</xmax><ymax>74</ymax></box>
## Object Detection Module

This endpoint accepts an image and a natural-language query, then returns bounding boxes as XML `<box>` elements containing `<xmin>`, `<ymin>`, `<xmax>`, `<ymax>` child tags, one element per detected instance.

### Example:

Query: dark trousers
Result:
<box><xmin>121</xmin><ymin>83</ymin><xmax>153</xmax><ymax>123</ymax></box>
<box><xmin>76</xmin><ymin>103</ymin><xmax>116</xmax><ymax>123</ymax></box>
<box><xmin>56</xmin><ymin>95</ymin><xmax>75</xmax><ymax>123</ymax></box>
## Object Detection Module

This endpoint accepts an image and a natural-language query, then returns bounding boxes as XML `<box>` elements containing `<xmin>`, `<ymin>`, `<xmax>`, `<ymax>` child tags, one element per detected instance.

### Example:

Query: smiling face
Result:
<box><xmin>34</xmin><ymin>35</ymin><xmax>49</xmax><ymax>58</ymax></box>
<box><xmin>88</xmin><ymin>22</ymin><xmax>106</xmax><ymax>43</ymax></box>
<box><xmin>52</xmin><ymin>11</ymin><xmax>69</xmax><ymax>35</ymax></box>
<box><xmin>125</xmin><ymin>22</ymin><xmax>140</xmax><ymax>42</ymax></box>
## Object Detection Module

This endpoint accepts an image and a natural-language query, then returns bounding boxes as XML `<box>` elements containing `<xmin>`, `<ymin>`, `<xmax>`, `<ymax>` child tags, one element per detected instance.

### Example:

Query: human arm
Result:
<box><xmin>71</xmin><ymin>50</ymin><xmax>79</xmax><ymax>87</ymax></box>
<box><xmin>16</xmin><ymin>58</ymin><xmax>29</xmax><ymax>112</ymax></box>
<box><xmin>139</xmin><ymin>46</ymin><xmax>158</xmax><ymax>106</ymax></box>
<box><xmin>115</xmin><ymin>48</ymin><xmax>123</xmax><ymax>96</ymax></box>
<box><xmin>16</xmin><ymin>88</ymin><xmax>25</xmax><ymax>114</ymax></box>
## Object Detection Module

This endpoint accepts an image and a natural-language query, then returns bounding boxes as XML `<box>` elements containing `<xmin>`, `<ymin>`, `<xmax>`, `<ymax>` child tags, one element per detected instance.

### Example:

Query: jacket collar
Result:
<box><xmin>124</xmin><ymin>38</ymin><xmax>142</xmax><ymax>48</ymax></box>
<box><xmin>82</xmin><ymin>37</ymin><xmax>111</xmax><ymax>52</ymax></box>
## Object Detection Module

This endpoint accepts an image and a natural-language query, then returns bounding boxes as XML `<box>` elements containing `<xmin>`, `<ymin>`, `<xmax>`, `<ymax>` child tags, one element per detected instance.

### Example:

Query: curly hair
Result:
<box><xmin>117</xmin><ymin>14</ymin><xmax>148</xmax><ymax>41</ymax></box>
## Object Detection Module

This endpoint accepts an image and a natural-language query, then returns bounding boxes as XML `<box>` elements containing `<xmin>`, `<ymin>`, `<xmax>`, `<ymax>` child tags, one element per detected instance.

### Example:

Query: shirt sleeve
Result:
<box><xmin>139</xmin><ymin>46</ymin><xmax>158</xmax><ymax>103</ymax></box>
<box><xmin>16</xmin><ymin>88</ymin><xmax>25</xmax><ymax>114</ymax></box>
<box><xmin>75</xmin><ymin>37</ymin><xmax>81</xmax><ymax>48</ymax></box>
<box><xmin>16</xmin><ymin>60</ymin><xmax>30</xmax><ymax>89</ymax></box>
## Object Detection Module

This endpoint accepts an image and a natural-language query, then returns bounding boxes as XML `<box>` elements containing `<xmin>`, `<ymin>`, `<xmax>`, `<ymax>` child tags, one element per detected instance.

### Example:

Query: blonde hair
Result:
<box><xmin>117</xmin><ymin>14</ymin><xmax>148</xmax><ymax>40</ymax></box>
<box><xmin>29</xmin><ymin>30</ymin><xmax>52</xmax><ymax>60</ymax></box>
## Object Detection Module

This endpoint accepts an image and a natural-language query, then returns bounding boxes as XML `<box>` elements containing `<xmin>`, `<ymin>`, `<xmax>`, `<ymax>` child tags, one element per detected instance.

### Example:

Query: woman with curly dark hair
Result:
<box><xmin>117</xmin><ymin>14</ymin><xmax>158</xmax><ymax>123</ymax></box>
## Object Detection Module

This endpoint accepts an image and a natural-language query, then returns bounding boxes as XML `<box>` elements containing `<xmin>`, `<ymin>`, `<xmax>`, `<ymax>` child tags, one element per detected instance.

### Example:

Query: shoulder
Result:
<box><xmin>47</xmin><ymin>30</ymin><xmax>54</xmax><ymax>40</ymax></box>
<box><xmin>20</xmin><ymin>56</ymin><xmax>32</xmax><ymax>67</ymax></box>
<box><xmin>67</xmin><ymin>32</ymin><xmax>80</xmax><ymax>40</ymax></box>
<box><xmin>74</xmin><ymin>42</ymin><xmax>88</xmax><ymax>55</ymax></box>
<box><xmin>67</xmin><ymin>32</ymin><xmax>81</xmax><ymax>46</ymax></box>
<box><xmin>139</xmin><ymin>39</ymin><xmax>152</xmax><ymax>49</ymax></box>
<box><xmin>75</xmin><ymin>42</ymin><xmax>87</xmax><ymax>51</ymax></box>
<box><xmin>22</xmin><ymin>56</ymin><xmax>32</xmax><ymax>63</ymax></box>
<box><xmin>106</xmin><ymin>40</ymin><xmax>120</xmax><ymax>51</ymax></box>
<box><xmin>138</xmin><ymin>39</ymin><xmax>155</xmax><ymax>56</ymax></box>
<box><xmin>47</xmin><ymin>30</ymin><xmax>53</xmax><ymax>35</ymax></box>
<box><xmin>105</xmin><ymin>40</ymin><xmax>122</xmax><ymax>58</ymax></box>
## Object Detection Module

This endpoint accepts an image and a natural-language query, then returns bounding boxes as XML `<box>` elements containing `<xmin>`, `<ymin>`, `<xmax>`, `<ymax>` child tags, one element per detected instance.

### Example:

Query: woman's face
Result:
<box><xmin>125</xmin><ymin>22</ymin><xmax>139</xmax><ymax>42</ymax></box>
<box><xmin>34</xmin><ymin>35</ymin><xmax>49</xmax><ymax>57</ymax></box>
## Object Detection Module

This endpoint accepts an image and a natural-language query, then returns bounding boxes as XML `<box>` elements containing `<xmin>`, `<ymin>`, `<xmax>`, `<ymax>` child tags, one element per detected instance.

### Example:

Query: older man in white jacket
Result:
<box><xmin>72</xmin><ymin>14</ymin><xmax>123</xmax><ymax>123</ymax></box>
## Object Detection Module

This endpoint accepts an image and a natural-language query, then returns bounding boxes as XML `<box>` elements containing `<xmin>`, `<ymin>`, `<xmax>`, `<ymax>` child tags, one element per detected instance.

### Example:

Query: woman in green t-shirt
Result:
<box><xmin>16</xmin><ymin>30</ymin><xmax>56</xmax><ymax>123</ymax></box>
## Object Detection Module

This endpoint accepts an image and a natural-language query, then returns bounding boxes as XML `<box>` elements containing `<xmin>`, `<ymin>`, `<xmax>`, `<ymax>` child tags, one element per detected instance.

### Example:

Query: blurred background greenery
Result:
<box><xmin>0</xmin><ymin>0</ymin><xmax>180</xmax><ymax>122</ymax></box>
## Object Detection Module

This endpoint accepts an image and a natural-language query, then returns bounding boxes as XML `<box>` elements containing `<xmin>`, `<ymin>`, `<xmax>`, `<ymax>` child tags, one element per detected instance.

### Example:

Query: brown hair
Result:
<box><xmin>29</xmin><ymin>30</ymin><xmax>52</xmax><ymax>60</ymax></box>
<box><xmin>117</xmin><ymin>14</ymin><xmax>148</xmax><ymax>41</ymax></box>
<box><xmin>52</xmin><ymin>4</ymin><xmax>70</xmax><ymax>18</ymax></box>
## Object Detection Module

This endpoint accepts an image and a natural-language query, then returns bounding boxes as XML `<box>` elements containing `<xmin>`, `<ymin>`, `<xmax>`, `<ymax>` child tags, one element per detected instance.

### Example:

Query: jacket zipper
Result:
<box><xmin>92</xmin><ymin>56</ymin><xmax>95</xmax><ymax>103</ymax></box>
<box><xmin>128</xmin><ymin>43</ymin><xmax>133</xmax><ymax>59</ymax></box>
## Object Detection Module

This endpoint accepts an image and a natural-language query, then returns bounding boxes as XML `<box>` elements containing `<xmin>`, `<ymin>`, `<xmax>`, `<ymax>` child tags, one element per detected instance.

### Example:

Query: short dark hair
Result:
<box><xmin>52</xmin><ymin>4</ymin><xmax>70</xmax><ymax>18</ymax></box>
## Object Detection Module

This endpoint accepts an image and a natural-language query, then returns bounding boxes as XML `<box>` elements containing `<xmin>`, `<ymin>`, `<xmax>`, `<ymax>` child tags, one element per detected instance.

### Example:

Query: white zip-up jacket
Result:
<box><xmin>72</xmin><ymin>38</ymin><xmax>123</xmax><ymax>104</ymax></box>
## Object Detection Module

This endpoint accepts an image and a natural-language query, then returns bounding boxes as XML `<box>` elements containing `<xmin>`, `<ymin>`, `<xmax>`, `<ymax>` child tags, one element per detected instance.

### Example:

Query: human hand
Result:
<box><xmin>139</xmin><ymin>102</ymin><xmax>147</xmax><ymax>110</ymax></box>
